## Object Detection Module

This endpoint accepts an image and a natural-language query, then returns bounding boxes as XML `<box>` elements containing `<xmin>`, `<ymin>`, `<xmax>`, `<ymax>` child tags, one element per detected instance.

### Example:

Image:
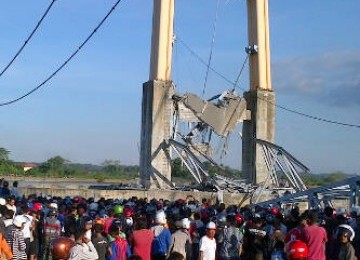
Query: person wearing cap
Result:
<box><xmin>92</xmin><ymin>220</ymin><xmax>108</xmax><ymax>260</ymax></box>
<box><xmin>7</xmin><ymin>215</ymin><xmax>27</xmax><ymax>260</ymax></box>
<box><xmin>286</xmin><ymin>239</ymin><xmax>308</xmax><ymax>260</ymax></box>
<box><xmin>43</xmin><ymin>208</ymin><xmax>61</xmax><ymax>260</ymax></box>
<box><xmin>199</xmin><ymin>221</ymin><xmax>216</xmax><ymax>260</ymax></box>
<box><xmin>169</xmin><ymin>218</ymin><xmax>192</xmax><ymax>260</ymax></box>
<box><xmin>336</xmin><ymin>224</ymin><xmax>357</xmax><ymax>260</ymax></box>
<box><xmin>151</xmin><ymin>210</ymin><xmax>172</xmax><ymax>260</ymax></box>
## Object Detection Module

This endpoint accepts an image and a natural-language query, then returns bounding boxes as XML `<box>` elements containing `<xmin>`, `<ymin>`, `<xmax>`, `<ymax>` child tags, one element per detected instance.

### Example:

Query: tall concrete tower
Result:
<box><xmin>242</xmin><ymin>0</ymin><xmax>275</xmax><ymax>185</ymax></box>
<box><xmin>139</xmin><ymin>0</ymin><xmax>175</xmax><ymax>189</ymax></box>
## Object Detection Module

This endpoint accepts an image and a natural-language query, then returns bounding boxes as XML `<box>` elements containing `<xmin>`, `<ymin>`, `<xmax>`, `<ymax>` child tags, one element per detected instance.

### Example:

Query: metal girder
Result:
<box><xmin>250</xmin><ymin>139</ymin><xmax>309</xmax><ymax>204</ymax></box>
<box><xmin>253</xmin><ymin>176</ymin><xmax>360</xmax><ymax>209</ymax></box>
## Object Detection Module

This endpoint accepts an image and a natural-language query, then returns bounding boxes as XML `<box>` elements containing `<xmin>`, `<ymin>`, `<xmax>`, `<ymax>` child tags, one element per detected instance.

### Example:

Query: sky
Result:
<box><xmin>0</xmin><ymin>0</ymin><xmax>359</xmax><ymax>174</ymax></box>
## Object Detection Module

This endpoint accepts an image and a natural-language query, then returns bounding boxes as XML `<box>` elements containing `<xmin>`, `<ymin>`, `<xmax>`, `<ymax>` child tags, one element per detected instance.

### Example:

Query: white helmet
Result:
<box><xmin>155</xmin><ymin>210</ymin><xmax>167</xmax><ymax>225</ymax></box>
<box><xmin>0</xmin><ymin>198</ymin><xmax>6</xmax><ymax>206</ymax></box>
<box><xmin>181</xmin><ymin>218</ymin><xmax>191</xmax><ymax>229</ymax></box>
<box><xmin>49</xmin><ymin>203</ymin><xmax>58</xmax><ymax>209</ymax></box>
<box><xmin>338</xmin><ymin>224</ymin><xmax>355</xmax><ymax>241</ymax></box>
<box><xmin>125</xmin><ymin>217</ymin><xmax>133</xmax><ymax>227</ymax></box>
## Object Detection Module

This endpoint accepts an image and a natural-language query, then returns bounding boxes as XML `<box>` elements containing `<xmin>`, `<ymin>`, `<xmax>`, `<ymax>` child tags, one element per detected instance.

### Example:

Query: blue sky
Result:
<box><xmin>0</xmin><ymin>0</ymin><xmax>359</xmax><ymax>174</ymax></box>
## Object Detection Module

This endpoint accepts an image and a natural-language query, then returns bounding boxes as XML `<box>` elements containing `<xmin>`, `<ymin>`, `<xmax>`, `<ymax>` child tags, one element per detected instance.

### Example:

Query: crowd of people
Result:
<box><xmin>0</xmin><ymin>179</ymin><xmax>359</xmax><ymax>259</ymax></box>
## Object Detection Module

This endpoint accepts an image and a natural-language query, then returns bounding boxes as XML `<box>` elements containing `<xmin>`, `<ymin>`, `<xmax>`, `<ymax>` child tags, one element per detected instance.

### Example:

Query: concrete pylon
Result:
<box><xmin>242</xmin><ymin>0</ymin><xmax>275</xmax><ymax>185</ymax></box>
<box><xmin>140</xmin><ymin>0</ymin><xmax>175</xmax><ymax>189</ymax></box>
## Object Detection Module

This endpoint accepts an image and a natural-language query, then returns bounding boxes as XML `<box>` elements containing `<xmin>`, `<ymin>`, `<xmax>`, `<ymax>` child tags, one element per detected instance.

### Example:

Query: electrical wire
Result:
<box><xmin>176</xmin><ymin>36</ymin><xmax>360</xmax><ymax>129</ymax></box>
<box><xmin>0</xmin><ymin>0</ymin><xmax>57</xmax><ymax>79</ymax></box>
<box><xmin>202</xmin><ymin>0</ymin><xmax>221</xmax><ymax>97</ymax></box>
<box><xmin>0</xmin><ymin>0</ymin><xmax>123</xmax><ymax>107</ymax></box>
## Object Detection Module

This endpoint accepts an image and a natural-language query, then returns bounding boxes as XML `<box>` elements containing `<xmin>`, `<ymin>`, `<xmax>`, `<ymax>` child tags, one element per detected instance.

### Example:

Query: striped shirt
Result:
<box><xmin>6</xmin><ymin>227</ymin><xmax>27</xmax><ymax>260</ymax></box>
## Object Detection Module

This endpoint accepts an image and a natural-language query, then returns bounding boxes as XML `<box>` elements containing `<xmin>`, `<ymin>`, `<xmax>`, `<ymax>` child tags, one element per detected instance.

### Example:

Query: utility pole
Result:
<box><xmin>242</xmin><ymin>0</ymin><xmax>275</xmax><ymax>185</ymax></box>
<box><xmin>139</xmin><ymin>0</ymin><xmax>175</xmax><ymax>189</ymax></box>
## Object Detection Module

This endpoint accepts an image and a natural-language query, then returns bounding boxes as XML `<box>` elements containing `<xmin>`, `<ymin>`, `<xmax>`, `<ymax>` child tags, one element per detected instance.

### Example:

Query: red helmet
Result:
<box><xmin>50</xmin><ymin>237</ymin><xmax>75</xmax><ymax>260</ymax></box>
<box><xmin>270</xmin><ymin>207</ymin><xmax>279</xmax><ymax>215</ymax></box>
<box><xmin>33</xmin><ymin>202</ymin><xmax>42</xmax><ymax>212</ymax></box>
<box><xmin>286</xmin><ymin>240</ymin><xmax>308</xmax><ymax>259</ymax></box>
<box><xmin>124</xmin><ymin>208</ymin><xmax>134</xmax><ymax>218</ymax></box>
<box><xmin>235</xmin><ymin>214</ymin><xmax>244</xmax><ymax>225</ymax></box>
<box><xmin>94</xmin><ymin>217</ymin><xmax>105</xmax><ymax>226</ymax></box>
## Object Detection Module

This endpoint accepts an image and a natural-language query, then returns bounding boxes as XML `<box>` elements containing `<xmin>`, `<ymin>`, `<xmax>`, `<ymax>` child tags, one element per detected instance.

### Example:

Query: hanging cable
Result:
<box><xmin>202</xmin><ymin>0</ymin><xmax>221</xmax><ymax>97</ymax></box>
<box><xmin>176</xmin><ymin>36</ymin><xmax>360</xmax><ymax>129</ymax></box>
<box><xmin>0</xmin><ymin>0</ymin><xmax>123</xmax><ymax>107</ymax></box>
<box><xmin>0</xmin><ymin>0</ymin><xmax>57</xmax><ymax>79</ymax></box>
<box><xmin>177</xmin><ymin>36</ymin><xmax>234</xmax><ymax>85</ymax></box>
<box><xmin>232</xmin><ymin>54</ymin><xmax>249</xmax><ymax>91</ymax></box>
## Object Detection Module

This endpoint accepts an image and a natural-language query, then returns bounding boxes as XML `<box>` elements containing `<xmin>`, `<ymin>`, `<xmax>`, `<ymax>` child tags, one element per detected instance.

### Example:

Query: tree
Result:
<box><xmin>102</xmin><ymin>160</ymin><xmax>122</xmax><ymax>175</ymax></box>
<box><xmin>39</xmin><ymin>156</ymin><xmax>66</xmax><ymax>177</ymax></box>
<box><xmin>0</xmin><ymin>148</ymin><xmax>10</xmax><ymax>161</ymax></box>
<box><xmin>171</xmin><ymin>158</ymin><xmax>191</xmax><ymax>178</ymax></box>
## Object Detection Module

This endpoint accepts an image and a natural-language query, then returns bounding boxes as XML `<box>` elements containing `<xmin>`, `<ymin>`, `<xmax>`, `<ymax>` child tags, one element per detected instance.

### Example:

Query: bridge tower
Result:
<box><xmin>139</xmin><ymin>0</ymin><xmax>175</xmax><ymax>189</ymax></box>
<box><xmin>242</xmin><ymin>0</ymin><xmax>275</xmax><ymax>185</ymax></box>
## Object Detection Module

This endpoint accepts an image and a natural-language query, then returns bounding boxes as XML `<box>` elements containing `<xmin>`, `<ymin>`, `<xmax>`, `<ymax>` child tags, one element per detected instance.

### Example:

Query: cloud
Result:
<box><xmin>272</xmin><ymin>51</ymin><xmax>360</xmax><ymax>107</ymax></box>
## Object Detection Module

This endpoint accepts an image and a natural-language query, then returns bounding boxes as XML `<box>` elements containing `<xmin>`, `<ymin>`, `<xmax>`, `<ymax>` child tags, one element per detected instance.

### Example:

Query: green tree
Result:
<box><xmin>102</xmin><ymin>160</ymin><xmax>122</xmax><ymax>175</ymax></box>
<box><xmin>171</xmin><ymin>158</ymin><xmax>191</xmax><ymax>178</ymax></box>
<box><xmin>0</xmin><ymin>148</ymin><xmax>10</xmax><ymax>161</ymax></box>
<box><xmin>39</xmin><ymin>156</ymin><xmax>66</xmax><ymax>177</ymax></box>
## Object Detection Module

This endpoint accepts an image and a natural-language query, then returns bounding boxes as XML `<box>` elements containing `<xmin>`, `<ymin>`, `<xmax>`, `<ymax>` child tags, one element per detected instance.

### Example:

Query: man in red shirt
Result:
<box><xmin>301</xmin><ymin>210</ymin><xmax>328</xmax><ymax>260</ymax></box>
<box><xmin>129</xmin><ymin>217</ymin><xmax>154</xmax><ymax>260</ymax></box>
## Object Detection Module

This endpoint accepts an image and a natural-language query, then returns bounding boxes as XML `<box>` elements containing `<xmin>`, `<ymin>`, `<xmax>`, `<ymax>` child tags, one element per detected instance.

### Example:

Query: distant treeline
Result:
<box><xmin>0</xmin><ymin>147</ymin><xmax>355</xmax><ymax>185</ymax></box>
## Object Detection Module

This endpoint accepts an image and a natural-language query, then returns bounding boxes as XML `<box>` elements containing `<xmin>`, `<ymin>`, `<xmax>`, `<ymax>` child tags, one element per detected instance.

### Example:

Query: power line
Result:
<box><xmin>202</xmin><ymin>0</ymin><xmax>221</xmax><ymax>97</ymax></box>
<box><xmin>0</xmin><ymin>0</ymin><xmax>123</xmax><ymax>107</ymax></box>
<box><xmin>176</xmin><ymin>36</ymin><xmax>360</xmax><ymax>129</ymax></box>
<box><xmin>0</xmin><ymin>0</ymin><xmax>57</xmax><ymax>79</ymax></box>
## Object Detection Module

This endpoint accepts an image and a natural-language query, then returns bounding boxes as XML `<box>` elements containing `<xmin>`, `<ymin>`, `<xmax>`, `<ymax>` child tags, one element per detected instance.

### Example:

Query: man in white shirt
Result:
<box><xmin>199</xmin><ymin>221</ymin><xmax>217</xmax><ymax>260</ymax></box>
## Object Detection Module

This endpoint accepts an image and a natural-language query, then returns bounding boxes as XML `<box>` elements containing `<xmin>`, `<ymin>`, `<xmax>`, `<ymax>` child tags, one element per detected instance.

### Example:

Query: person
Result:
<box><xmin>107</xmin><ymin>224</ymin><xmax>131</xmax><ymax>260</ymax></box>
<box><xmin>92</xmin><ymin>221</ymin><xmax>108</xmax><ymax>260</ymax></box>
<box><xmin>286</xmin><ymin>240</ymin><xmax>308</xmax><ymax>260</ymax></box>
<box><xmin>129</xmin><ymin>216</ymin><xmax>153</xmax><ymax>260</ymax></box>
<box><xmin>0</xmin><ymin>182</ymin><xmax>11</xmax><ymax>198</ymax></box>
<box><xmin>0</xmin><ymin>228</ymin><xmax>12</xmax><ymax>260</ymax></box>
<box><xmin>43</xmin><ymin>208</ymin><xmax>61</xmax><ymax>260</ymax></box>
<box><xmin>8</xmin><ymin>215</ymin><xmax>27</xmax><ymax>260</ymax></box>
<box><xmin>242</xmin><ymin>215</ymin><xmax>267</xmax><ymax>260</ymax></box>
<box><xmin>51</xmin><ymin>237</ymin><xmax>75</xmax><ymax>260</ymax></box>
<box><xmin>301</xmin><ymin>210</ymin><xmax>327</xmax><ymax>260</ymax></box>
<box><xmin>170</xmin><ymin>218</ymin><xmax>192</xmax><ymax>260</ymax></box>
<box><xmin>199</xmin><ymin>222</ymin><xmax>216</xmax><ymax>260</ymax></box>
<box><xmin>217</xmin><ymin>214</ymin><xmax>243</xmax><ymax>260</ymax></box>
<box><xmin>80</xmin><ymin>216</ymin><xmax>93</xmax><ymax>241</ymax></box>
<box><xmin>336</xmin><ymin>224</ymin><xmax>357</xmax><ymax>260</ymax></box>
<box><xmin>151</xmin><ymin>210</ymin><xmax>172</xmax><ymax>260</ymax></box>
<box><xmin>5</xmin><ymin>196</ymin><xmax>16</xmax><ymax>215</ymax></box>
<box><xmin>189</xmin><ymin>212</ymin><xmax>204</xmax><ymax>260</ymax></box>
<box><xmin>11</xmin><ymin>181</ymin><xmax>21</xmax><ymax>199</ymax></box>
<box><xmin>69</xmin><ymin>229</ymin><xmax>98</xmax><ymax>260</ymax></box>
